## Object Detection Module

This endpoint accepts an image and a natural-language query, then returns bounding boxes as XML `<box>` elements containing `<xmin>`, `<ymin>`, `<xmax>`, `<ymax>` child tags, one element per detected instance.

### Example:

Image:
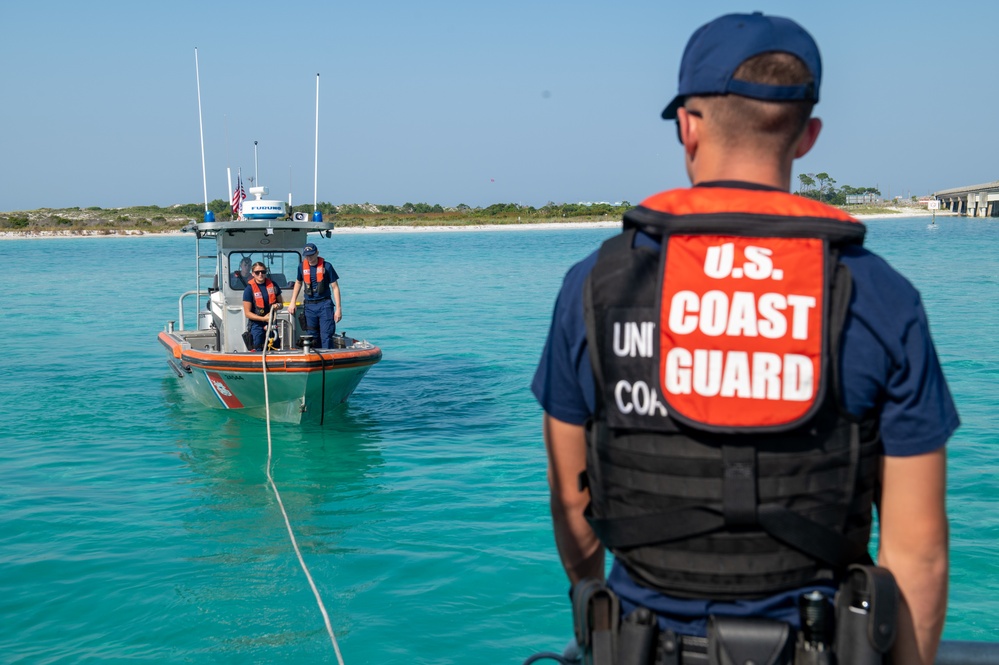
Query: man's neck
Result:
<box><xmin>691</xmin><ymin>167</ymin><xmax>790</xmax><ymax>191</ymax></box>
<box><xmin>688</xmin><ymin>148</ymin><xmax>793</xmax><ymax>191</ymax></box>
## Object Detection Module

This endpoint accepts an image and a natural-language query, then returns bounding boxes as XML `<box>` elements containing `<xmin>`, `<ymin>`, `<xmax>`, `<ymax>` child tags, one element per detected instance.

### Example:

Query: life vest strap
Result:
<box><xmin>587</xmin><ymin>505</ymin><xmax>724</xmax><ymax>549</ymax></box>
<box><xmin>756</xmin><ymin>504</ymin><xmax>870</xmax><ymax>569</ymax></box>
<box><xmin>587</xmin><ymin>501</ymin><xmax>865</xmax><ymax>569</ymax></box>
<box><xmin>722</xmin><ymin>445</ymin><xmax>757</xmax><ymax>528</ymax></box>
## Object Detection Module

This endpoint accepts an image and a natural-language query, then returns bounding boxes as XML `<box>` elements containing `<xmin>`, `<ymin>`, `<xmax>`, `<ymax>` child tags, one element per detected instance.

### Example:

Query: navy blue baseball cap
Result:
<box><xmin>661</xmin><ymin>12</ymin><xmax>821</xmax><ymax>120</ymax></box>
<box><xmin>303</xmin><ymin>242</ymin><xmax>318</xmax><ymax>256</ymax></box>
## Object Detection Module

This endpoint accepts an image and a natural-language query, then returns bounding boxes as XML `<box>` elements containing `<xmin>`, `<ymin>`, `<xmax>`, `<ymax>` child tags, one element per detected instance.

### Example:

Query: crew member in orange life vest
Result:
<box><xmin>241</xmin><ymin>262</ymin><xmax>283</xmax><ymax>351</ymax></box>
<box><xmin>533</xmin><ymin>13</ymin><xmax>956</xmax><ymax>665</ymax></box>
<box><xmin>287</xmin><ymin>242</ymin><xmax>341</xmax><ymax>349</ymax></box>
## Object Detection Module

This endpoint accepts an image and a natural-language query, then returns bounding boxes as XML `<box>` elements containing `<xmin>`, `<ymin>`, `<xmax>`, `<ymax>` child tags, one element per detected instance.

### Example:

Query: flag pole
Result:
<box><xmin>225</xmin><ymin>114</ymin><xmax>233</xmax><ymax>219</ymax></box>
<box><xmin>235</xmin><ymin>168</ymin><xmax>243</xmax><ymax>220</ymax></box>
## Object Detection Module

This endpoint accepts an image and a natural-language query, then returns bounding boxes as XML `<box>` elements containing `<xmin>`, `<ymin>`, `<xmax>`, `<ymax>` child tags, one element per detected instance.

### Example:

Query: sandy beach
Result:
<box><xmin>0</xmin><ymin>221</ymin><xmax>622</xmax><ymax>240</ymax></box>
<box><xmin>0</xmin><ymin>208</ymin><xmax>961</xmax><ymax>240</ymax></box>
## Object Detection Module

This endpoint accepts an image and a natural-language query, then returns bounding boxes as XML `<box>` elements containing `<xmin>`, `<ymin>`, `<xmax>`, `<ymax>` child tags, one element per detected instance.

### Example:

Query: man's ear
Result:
<box><xmin>677</xmin><ymin>108</ymin><xmax>700</xmax><ymax>158</ymax></box>
<box><xmin>793</xmin><ymin>117</ymin><xmax>822</xmax><ymax>159</ymax></box>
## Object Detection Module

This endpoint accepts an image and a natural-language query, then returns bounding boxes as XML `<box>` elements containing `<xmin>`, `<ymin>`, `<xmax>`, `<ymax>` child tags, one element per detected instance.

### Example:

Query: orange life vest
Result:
<box><xmin>302</xmin><ymin>257</ymin><xmax>326</xmax><ymax>297</ymax></box>
<box><xmin>249</xmin><ymin>279</ymin><xmax>278</xmax><ymax>316</ymax></box>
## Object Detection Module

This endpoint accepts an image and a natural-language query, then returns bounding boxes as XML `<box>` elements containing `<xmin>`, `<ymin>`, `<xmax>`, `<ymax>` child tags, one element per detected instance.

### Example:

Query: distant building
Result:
<box><xmin>845</xmin><ymin>194</ymin><xmax>879</xmax><ymax>205</ymax></box>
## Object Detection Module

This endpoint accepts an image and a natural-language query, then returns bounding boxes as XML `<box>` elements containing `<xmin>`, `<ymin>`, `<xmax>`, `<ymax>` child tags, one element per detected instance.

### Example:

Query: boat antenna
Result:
<box><xmin>225</xmin><ymin>114</ymin><xmax>233</xmax><ymax>218</ymax></box>
<box><xmin>254</xmin><ymin>140</ymin><xmax>259</xmax><ymax>186</ymax></box>
<box><xmin>194</xmin><ymin>47</ymin><xmax>213</xmax><ymax>222</ymax></box>
<box><xmin>314</xmin><ymin>73</ymin><xmax>320</xmax><ymax>214</ymax></box>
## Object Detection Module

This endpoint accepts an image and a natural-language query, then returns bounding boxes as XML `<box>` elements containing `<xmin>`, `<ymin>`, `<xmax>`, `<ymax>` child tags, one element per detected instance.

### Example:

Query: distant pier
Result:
<box><xmin>934</xmin><ymin>180</ymin><xmax>999</xmax><ymax>216</ymax></box>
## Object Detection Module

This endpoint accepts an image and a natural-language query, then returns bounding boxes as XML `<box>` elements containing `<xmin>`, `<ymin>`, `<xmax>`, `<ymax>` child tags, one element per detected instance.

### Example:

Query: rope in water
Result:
<box><xmin>262</xmin><ymin>309</ymin><xmax>345</xmax><ymax>664</ymax></box>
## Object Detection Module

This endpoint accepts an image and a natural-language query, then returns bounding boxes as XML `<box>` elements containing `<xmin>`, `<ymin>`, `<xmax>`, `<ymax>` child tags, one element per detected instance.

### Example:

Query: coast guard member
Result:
<box><xmin>288</xmin><ymin>242</ymin><xmax>342</xmax><ymax>349</ymax></box>
<box><xmin>242</xmin><ymin>262</ymin><xmax>282</xmax><ymax>351</ymax></box>
<box><xmin>533</xmin><ymin>12</ymin><xmax>956</xmax><ymax>665</ymax></box>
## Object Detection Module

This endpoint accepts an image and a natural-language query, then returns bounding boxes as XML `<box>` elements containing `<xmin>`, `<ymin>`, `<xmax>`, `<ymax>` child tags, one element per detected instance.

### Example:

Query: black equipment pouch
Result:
<box><xmin>833</xmin><ymin>565</ymin><xmax>899</xmax><ymax>664</ymax></box>
<box><xmin>707</xmin><ymin>616</ymin><xmax>794</xmax><ymax>665</ymax></box>
<box><xmin>572</xmin><ymin>579</ymin><xmax>620</xmax><ymax>665</ymax></box>
<box><xmin>241</xmin><ymin>330</ymin><xmax>255</xmax><ymax>351</ymax></box>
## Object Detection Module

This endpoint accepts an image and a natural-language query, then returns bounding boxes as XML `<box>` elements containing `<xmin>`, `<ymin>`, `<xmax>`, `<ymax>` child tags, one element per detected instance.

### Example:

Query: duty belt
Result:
<box><xmin>304</xmin><ymin>299</ymin><xmax>329</xmax><ymax>304</ymax></box>
<box><xmin>560</xmin><ymin>566</ymin><xmax>898</xmax><ymax>665</ymax></box>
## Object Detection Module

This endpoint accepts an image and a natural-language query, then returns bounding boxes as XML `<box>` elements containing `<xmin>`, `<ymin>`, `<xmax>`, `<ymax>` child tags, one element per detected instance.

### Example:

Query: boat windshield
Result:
<box><xmin>228</xmin><ymin>251</ymin><xmax>300</xmax><ymax>290</ymax></box>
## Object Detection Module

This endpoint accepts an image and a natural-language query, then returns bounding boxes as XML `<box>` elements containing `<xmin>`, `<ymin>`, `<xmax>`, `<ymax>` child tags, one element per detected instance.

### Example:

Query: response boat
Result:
<box><xmin>160</xmin><ymin>57</ymin><xmax>380</xmax><ymax>423</ymax></box>
<box><xmin>157</xmin><ymin>191</ymin><xmax>381</xmax><ymax>424</ymax></box>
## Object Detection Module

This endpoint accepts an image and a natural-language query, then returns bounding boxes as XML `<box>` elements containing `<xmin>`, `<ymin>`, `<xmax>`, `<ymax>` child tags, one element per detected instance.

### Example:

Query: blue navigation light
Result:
<box><xmin>312</xmin><ymin>210</ymin><xmax>323</xmax><ymax>222</ymax></box>
<box><xmin>204</xmin><ymin>210</ymin><xmax>216</xmax><ymax>222</ymax></box>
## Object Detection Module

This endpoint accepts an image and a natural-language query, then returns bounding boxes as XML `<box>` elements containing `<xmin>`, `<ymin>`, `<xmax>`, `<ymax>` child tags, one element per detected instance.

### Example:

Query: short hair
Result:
<box><xmin>692</xmin><ymin>52</ymin><xmax>815</xmax><ymax>154</ymax></box>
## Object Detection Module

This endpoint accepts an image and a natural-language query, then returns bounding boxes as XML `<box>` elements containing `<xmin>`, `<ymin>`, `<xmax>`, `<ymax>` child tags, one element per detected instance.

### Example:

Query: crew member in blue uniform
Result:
<box><xmin>241</xmin><ymin>262</ymin><xmax>283</xmax><ymax>351</ymax></box>
<box><xmin>533</xmin><ymin>13</ymin><xmax>957</xmax><ymax>665</ymax></box>
<box><xmin>287</xmin><ymin>242</ymin><xmax>342</xmax><ymax>349</ymax></box>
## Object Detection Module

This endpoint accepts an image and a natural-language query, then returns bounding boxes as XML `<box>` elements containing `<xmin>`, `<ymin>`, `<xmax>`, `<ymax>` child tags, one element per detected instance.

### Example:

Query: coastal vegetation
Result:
<box><xmin>0</xmin><ymin>200</ymin><xmax>633</xmax><ymax>234</ymax></box>
<box><xmin>1</xmin><ymin>190</ymin><xmax>916</xmax><ymax>235</ymax></box>
<box><xmin>797</xmin><ymin>172</ymin><xmax>883</xmax><ymax>206</ymax></box>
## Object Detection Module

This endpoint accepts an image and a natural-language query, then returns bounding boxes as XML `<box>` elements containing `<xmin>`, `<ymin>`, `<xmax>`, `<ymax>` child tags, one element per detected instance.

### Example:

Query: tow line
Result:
<box><xmin>262</xmin><ymin>311</ymin><xmax>345</xmax><ymax>664</ymax></box>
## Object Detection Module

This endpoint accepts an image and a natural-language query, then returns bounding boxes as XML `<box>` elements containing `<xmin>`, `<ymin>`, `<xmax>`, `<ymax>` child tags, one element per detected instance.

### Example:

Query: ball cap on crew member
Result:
<box><xmin>661</xmin><ymin>11</ymin><xmax>822</xmax><ymax>120</ymax></box>
<box><xmin>303</xmin><ymin>242</ymin><xmax>318</xmax><ymax>256</ymax></box>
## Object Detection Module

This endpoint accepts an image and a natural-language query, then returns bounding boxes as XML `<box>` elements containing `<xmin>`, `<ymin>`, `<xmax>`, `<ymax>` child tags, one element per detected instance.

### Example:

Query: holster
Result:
<box><xmin>241</xmin><ymin>330</ymin><xmax>254</xmax><ymax>351</ymax></box>
<box><xmin>572</xmin><ymin>579</ymin><xmax>620</xmax><ymax>665</ymax></box>
<box><xmin>707</xmin><ymin>616</ymin><xmax>794</xmax><ymax>665</ymax></box>
<box><xmin>617</xmin><ymin>607</ymin><xmax>658</xmax><ymax>665</ymax></box>
<box><xmin>833</xmin><ymin>565</ymin><xmax>898</xmax><ymax>664</ymax></box>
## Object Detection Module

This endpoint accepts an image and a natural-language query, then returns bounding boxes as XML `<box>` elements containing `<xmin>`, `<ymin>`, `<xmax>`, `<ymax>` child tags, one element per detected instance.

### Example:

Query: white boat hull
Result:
<box><xmin>159</xmin><ymin>332</ymin><xmax>381</xmax><ymax>424</ymax></box>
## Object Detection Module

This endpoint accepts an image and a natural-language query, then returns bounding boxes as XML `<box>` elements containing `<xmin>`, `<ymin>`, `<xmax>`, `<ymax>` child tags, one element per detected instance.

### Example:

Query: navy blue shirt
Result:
<box><xmin>531</xmin><ymin>188</ymin><xmax>959</xmax><ymax>635</ymax></box>
<box><xmin>296</xmin><ymin>258</ymin><xmax>339</xmax><ymax>301</ymax></box>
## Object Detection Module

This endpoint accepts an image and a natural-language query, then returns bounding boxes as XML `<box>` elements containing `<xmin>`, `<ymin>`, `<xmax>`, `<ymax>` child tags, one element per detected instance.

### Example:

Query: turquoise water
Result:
<box><xmin>0</xmin><ymin>217</ymin><xmax>996</xmax><ymax>662</ymax></box>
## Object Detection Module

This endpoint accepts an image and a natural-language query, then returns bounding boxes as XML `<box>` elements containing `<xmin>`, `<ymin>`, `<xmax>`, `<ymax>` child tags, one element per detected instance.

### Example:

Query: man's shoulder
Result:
<box><xmin>564</xmin><ymin>249</ymin><xmax>600</xmax><ymax>286</ymax></box>
<box><xmin>840</xmin><ymin>245</ymin><xmax>921</xmax><ymax>308</ymax></box>
<box><xmin>553</xmin><ymin>249</ymin><xmax>600</xmax><ymax>317</ymax></box>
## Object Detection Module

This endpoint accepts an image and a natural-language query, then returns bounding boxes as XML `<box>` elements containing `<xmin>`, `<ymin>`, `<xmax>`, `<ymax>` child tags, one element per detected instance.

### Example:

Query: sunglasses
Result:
<box><xmin>252</xmin><ymin>270</ymin><xmax>267</xmax><ymax>275</ymax></box>
<box><xmin>675</xmin><ymin>108</ymin><xmax>703</xmax><ymax>145</ymax></box>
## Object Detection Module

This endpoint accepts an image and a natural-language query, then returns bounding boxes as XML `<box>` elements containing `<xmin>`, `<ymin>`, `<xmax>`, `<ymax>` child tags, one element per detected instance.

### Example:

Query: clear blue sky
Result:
<box><xmin>2</xmin><ymin>0</ymin><xmax>996</xmax><ymax>211</ymax></box>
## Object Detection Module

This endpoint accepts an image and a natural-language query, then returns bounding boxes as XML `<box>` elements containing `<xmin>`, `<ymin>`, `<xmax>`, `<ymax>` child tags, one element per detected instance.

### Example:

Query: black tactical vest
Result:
<box><xmin>583</xmin><ymin>188</ymin><xmax>881</xmax><ymax>599</ymax></box>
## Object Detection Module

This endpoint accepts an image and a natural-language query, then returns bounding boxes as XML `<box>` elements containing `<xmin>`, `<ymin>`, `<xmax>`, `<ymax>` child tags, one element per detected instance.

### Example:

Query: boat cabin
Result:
<box><xmin>177</xmin><ymin>189</ymin><xmax>336</xmax><ymax>353</ymax></box>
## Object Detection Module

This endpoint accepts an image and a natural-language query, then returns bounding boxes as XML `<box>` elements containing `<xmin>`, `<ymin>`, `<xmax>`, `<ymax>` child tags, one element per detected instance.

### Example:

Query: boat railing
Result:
<box><xmin>177</xmin><ymin>290</ymin><xmax>209</xmax><ymax>331</ymax></box>
<box><xmin>936</xmin><ymin>640</ymin><xmax>997</xmax><ymax>664</ymax></box>
<box><xmin>525</xmin><ymin>638</ymin><xmax>997</xmax><ymax>665</ymax></box>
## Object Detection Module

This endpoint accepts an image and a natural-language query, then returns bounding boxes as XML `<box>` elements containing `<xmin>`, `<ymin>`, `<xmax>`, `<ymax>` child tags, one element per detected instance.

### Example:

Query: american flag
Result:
<box><xmin>231</xmin><ymin>175</ymin><xmax>246</xmax><ymax>217</ymax></box>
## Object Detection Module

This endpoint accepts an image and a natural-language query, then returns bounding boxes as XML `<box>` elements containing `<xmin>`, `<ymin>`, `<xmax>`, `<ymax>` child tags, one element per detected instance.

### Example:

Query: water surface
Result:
<box><xmin>0</xmin><ymin>217</ymin><xmax>995</xmax><ymax>662</ymax></box>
